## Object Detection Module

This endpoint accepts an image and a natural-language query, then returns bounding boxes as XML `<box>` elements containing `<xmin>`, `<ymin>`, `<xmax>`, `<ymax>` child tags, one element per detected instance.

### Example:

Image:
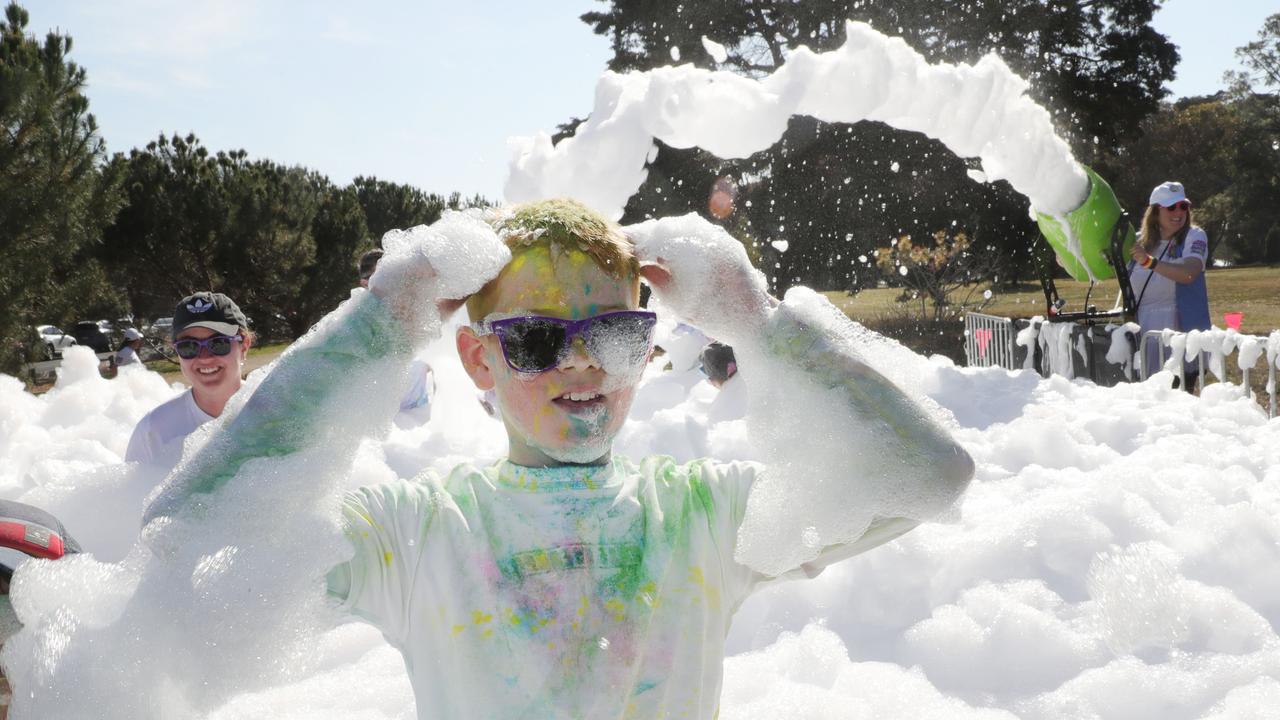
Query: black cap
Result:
<box><xmin>172</xmin><ymin>292</ymin><xmax>248</xmax><ymax>340</ymax></box>
<box><xmin>699</xmin><ymin>342</ymin><xmax>737</xmax><ymax>384</ymax></box>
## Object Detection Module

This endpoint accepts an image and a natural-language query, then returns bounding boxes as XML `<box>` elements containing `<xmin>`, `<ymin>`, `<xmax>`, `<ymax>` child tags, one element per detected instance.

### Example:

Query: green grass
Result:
<box><xmin>825</xmin><ymin>265</ymin><xmax>1280</xmax><ymax>335</ymax></box>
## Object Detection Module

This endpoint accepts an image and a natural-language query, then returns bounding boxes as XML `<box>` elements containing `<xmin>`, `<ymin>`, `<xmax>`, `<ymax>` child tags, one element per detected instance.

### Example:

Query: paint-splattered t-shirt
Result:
<box><xmin>330</xmin><ymin>456</ymin><xmax>767</xmax><ymax>719</ymax></box>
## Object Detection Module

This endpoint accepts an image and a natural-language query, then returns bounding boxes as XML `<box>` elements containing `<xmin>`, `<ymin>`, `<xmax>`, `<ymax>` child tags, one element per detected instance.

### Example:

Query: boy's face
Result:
<box><xmin>458</xmin><ymin>245</ymin><xmax>643</xmax><ymax>467</ymax></box>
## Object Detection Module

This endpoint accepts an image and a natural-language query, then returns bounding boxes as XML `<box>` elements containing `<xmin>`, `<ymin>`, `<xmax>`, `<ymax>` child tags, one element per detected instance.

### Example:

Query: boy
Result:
<box><xmin>145</xmin><ymin>199</ymin><xmax>972</xmax><ymax>718</ymax></box>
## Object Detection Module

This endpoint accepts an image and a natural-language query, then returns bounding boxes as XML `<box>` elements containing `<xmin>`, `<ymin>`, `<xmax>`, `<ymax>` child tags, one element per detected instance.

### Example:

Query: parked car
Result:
<box><xmin>146</xmin><ymin>317</ymin><xmax>173</xmax><ymax>339</ymax></box>
<box><xmin>35</xmin><ymin>325</ymin><xmax>77</xmax><ymax>359</ymax></box>
<box><xmin>69</xmin><ymin>321</ymin><xmax>112</xmax><ymax>354</ymax></box>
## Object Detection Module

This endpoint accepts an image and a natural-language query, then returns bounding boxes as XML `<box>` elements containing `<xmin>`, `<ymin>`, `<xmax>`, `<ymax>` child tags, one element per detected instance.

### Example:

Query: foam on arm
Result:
<box><xmin>733</xmin><ymin>287</ymin><xmax>974</xmax><ymax>577</ymax></box>
<box><xmin>142</xmin><ymin>292</ymin><xmax>412</xmax><ymax>526</ymax></box>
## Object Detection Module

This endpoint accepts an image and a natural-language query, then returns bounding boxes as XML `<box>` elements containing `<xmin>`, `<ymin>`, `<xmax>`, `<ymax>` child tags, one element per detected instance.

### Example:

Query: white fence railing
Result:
<box><xmin>963</xmin><ymin>313</ymin><xmax>1279</xmax><ymax>419</ymax></box>
<box><xmin>963</xmin><ymin>313</ymin><xmax>1018</xmax><ymax>369</ymax></box>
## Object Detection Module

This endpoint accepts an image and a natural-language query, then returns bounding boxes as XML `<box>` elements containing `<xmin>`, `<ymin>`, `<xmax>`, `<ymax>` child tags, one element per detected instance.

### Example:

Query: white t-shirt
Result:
<box><xmin>1130</xmin><ymin>227</ymin><xmax>1209</xmax><ymax>331</ymax></box>
<box><xmin>125</xmin><ymin>389</ymin><xmax>214</xmax><ymax>468</ymax></box>
<box><xmin>114</xmin><ymin>345</ymin><xmax>139</xmax><ymax>367</ymax></box>
<box><xmin>330</xmin><ymin>456</ymin><xmax>913</xmax><ymax>720</ymax></box>
<box><xmin>399</xmin><ymin>359</ymin><xmax>434</xmax><ymax>413</ymax></box>
<box><xmin>1129</xmin><ymin>227</ymin><xmax>1209</xmax><ymax>373</ymax></box>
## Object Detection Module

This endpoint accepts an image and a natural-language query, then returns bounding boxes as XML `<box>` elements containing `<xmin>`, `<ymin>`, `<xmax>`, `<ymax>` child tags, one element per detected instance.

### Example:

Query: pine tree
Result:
<box><xmin>0</xmin><ymin>2</ymin><xmax>125</xmax><ymax>374</ymax></box>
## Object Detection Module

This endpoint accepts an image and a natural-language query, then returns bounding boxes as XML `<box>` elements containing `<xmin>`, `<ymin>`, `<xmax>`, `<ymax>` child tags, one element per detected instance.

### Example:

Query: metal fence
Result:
<box><xmin>963</xmin><ymin>312</ymin><xmax>1278</xmax><ymax>418</ymax></box>
<box><xmin>963</xmin><ymin>313</ymin><xmax>1019</xmax><ymax>369</ymax></box>
<box><xmin>1136</xmin><ymin>329</ymin><xmax>1278</xmax><ymax>418</ymax></box>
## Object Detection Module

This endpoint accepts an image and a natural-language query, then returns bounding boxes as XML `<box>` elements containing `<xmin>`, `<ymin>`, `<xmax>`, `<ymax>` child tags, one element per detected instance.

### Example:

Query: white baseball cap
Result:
<box><xmin>123</xmin><ymin>328</ymin><xmax>144</xmax><ymax>341</ymax></box>
<box><xmin>1149</xmin><ymin>181</ymin><xmax>1189</xmax><ymax>207</ymax></box>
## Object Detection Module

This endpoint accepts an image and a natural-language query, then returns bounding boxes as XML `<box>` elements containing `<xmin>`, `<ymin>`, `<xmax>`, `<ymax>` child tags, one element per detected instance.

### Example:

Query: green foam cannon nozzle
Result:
<box><xmin>1034</xmin><ymin>166</ymin><xmax>1135</xmax><ymax>282</ymax></box>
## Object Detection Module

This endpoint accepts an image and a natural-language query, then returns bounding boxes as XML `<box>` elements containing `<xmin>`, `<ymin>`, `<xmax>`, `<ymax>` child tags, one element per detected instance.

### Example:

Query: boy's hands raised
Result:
<box><xmin>629</xmin><ymin>213</ymin><xmax>775</xmax><ymax>345</ymax></box>
<box><xmin>369</xmin><ymin>210</ymin><xmax>511</xmax><ymax>341</ymax></box>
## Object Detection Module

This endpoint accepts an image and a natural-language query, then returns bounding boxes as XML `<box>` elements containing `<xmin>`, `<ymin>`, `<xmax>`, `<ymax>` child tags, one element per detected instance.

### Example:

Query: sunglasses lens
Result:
<box><xmin>174</xmin><ymin>341</ymin><xmax>199</xmax><ymax>359</ymax></box>
<box><xmin>500</xmin><ymin>319</ymin><xmax>567</xmax><ymax>372</ymax></box>
<box><xmin>586</xmin><ymin>313</ymin><xmax>656</xmax><ymax>372</ymax></box>
<box><xmin>209</xmin><ymin>337</ymin><xmax>233</xmax><ymax>356</ymax></box>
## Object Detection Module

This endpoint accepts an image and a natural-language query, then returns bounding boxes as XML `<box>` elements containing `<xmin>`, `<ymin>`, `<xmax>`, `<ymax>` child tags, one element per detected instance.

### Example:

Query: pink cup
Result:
<box><xmin>1223</xmin><ymin>312</ymin><xmax>1243</xmax><ymax>330</ymax></box>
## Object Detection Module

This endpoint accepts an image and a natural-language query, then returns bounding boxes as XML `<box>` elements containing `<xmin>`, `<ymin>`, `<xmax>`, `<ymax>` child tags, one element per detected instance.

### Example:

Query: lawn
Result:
<box><xmin>824</xmin><ymin>264</ymin><xmax>1280</xmax><ymax>335</ymax></box>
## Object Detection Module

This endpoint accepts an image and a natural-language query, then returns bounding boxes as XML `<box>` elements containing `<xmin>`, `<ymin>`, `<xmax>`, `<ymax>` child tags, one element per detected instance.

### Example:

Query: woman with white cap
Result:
<box><xmin>126</xmin><ymin>292</ymin><xmax>254</xmax><ymax>467</ymax></box>
<box><xmin>1128</xmin><ymin>181</ymin><xmax>1211</xmax><ymax>391</ymax></box>
<box><xmin>114</xmin><ymin>327</ymin><xmax>146</xmax><ymax>367</ymax></box>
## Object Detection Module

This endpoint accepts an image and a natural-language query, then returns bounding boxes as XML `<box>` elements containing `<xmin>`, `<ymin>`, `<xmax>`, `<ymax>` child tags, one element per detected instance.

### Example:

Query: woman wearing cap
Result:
<box><xmin>125</xmin><ymin>292</ymin><xmax>255</xmax><ymax>468</ymax></box>
<box><xmin>114</xmin><ymin>328</ymin><xmax>146</xmax><ymax>367</ymax></box>
<box><xmin>1129</xmin><ymin>181</ymin><xmax>1211</xmax><ymax>391</ymax></box>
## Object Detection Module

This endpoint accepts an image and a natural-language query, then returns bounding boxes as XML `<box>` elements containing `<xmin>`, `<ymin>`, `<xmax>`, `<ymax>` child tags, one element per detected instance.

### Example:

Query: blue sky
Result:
<box><xmin>31</xmin><ymin>1</ymin><xmax>1277</xmax><ymax>200</ymax></box>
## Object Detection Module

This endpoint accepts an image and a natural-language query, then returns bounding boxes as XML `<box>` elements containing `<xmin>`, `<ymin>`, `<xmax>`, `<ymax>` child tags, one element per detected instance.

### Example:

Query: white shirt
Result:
<box><xmin>1129</xmin><ymin>227</ymin><xmax>1209</xmax><ymax>372</ymax></box>
<box><xmin>125</xmin><ymin>389</ymin><xmax>214</xmax><ymax>468</ymax></box>
<box><xmin>1130</xmin><ymin>227</ymin><xmax>1208</xmax><ymax>328</ymax></box>
<box><xmin>330</xmin><ymin>457</ymin><xmax>913</xmax><ymax>720</ymax></box>
<box><xmin>399</xmin><ymin>359</ymin><xmax>434</xmax><ymax>414</ymax></box>
<box><xmin>114</xmin><ymin>345</ymin><xmax>139</xmax><ymax>367</ymax></box>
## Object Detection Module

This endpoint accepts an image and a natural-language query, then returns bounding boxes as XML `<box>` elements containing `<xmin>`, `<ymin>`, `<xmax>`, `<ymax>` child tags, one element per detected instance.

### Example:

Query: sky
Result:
<box><xmin>27</xmin><ymin>1</ymin><xmax>1278</xmax><ymax>201</ymax></box>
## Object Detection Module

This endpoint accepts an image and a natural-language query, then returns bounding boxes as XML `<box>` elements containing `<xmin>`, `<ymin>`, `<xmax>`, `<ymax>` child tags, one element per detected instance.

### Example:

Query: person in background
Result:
<box><xmin>1128</xmin><ymin>181</ymin><xmax>1211</xmax><ymax>392</ymax></box>
<box><xmin>699</xmin><ymin>341</ymin><xmax>747</xmax><ymax>423</ymax></box>
<box><xmin>125</xmin><ymin>292</ymin><xmax>254</xmax><ymax>467</ymax></box>
<box><xmin>698</xmin><ymin>341</ymin><xmax>737</xmax><ymax>388</ymax></box>
<box><xmin>360</xmin><ymin>249</ymin><xmax>436</xmax><ymax>417</ymax></box>
<box><xmin>114</xmin><ymin>328</ymin><xmax>145</xmax><ymax>367</ymax></box>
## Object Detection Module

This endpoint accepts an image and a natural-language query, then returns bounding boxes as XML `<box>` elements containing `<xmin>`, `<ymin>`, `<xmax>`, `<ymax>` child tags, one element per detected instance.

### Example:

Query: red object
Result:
<box><xmin>0</xmin><ymin>520</ymin><xmax>66</xmax><ymax>560</ymax></box>
<box><xmin>1224</xmin><ymin>312</ymin><xmax>1243</xmax><ymax>330</ymax></box>
<box><xmin>975</xmin><ymin>328</ymin><xmax>993</xmax><ymax>358</ymax></box>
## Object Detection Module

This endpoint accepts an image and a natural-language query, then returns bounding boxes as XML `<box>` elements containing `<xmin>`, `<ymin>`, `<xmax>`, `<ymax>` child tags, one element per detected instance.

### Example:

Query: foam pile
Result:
<box><xmin>506</xmin><ymin>21</ymin><xmax>1088</xmax><ymax>219</ymax></box>
<box><xmin>2</xmin><ymin>304</ymin><xmax>1278</xmax><ymax>718</ymax></box>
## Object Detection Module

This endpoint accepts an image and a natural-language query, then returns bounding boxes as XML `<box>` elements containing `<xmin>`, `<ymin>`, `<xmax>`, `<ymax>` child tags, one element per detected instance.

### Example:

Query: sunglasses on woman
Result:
<box><xmin>173</xmin><ymin>334</ymin><xmax>243</xmax><ymax>360</ymax></box>
<box><xmin>472</xmin><ymin>311</ymin><xmax>657</xmax><ymax>374</ymax></box>
<box><xmin>1162</xmin><ymin>201</ymin><xmax>1190</xmax><ymax>212</ymax></box>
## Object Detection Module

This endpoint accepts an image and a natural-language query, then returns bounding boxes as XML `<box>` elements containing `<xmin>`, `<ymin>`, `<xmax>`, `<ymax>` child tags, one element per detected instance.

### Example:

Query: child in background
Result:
<box><xmin>145</xmin><ymin>199</ymin><xmax>973</xmax><ymax>719</ymax></box>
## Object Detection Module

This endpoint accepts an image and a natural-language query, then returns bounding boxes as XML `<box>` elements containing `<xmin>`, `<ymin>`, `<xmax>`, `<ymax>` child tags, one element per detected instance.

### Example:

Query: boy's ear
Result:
<box><xmin>456</xmin><ymin>327</ymin><xmax>496</xmax><ymax>391</ymax></box>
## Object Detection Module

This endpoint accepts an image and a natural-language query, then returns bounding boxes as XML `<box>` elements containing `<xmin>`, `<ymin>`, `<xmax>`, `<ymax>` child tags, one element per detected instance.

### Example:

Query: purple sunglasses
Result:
<box><xmin>472</xmin><ymin>311</ymin><xmax>657</xmax><ymax>373</ymax></box>
<box><xmin>173</xmin><ymin>334</ymin><xmax>242</xmax><ymax>360</ymax></box>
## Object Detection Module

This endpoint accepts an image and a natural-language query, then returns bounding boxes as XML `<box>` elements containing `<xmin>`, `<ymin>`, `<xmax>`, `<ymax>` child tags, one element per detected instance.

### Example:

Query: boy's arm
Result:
<box><xmin>631</xmin><ymin>213</ymin><xmax>973</xmax><ymax>577</ymax></box>
<box><xmin>142</xmin><ymin>212</ymin><xmax>510</xmax><ymax>526</ymax></box>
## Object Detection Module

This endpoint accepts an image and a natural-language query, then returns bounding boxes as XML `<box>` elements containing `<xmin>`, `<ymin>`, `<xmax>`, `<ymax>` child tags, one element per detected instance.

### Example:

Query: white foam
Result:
<box><xmin>701</xmin><ymin>36</ymin><xmax>728</xmax><ymax>64</ymax></box>
<box><xmin>2</xmin><ymin>306</ymin><xmax>1279</xmax><ymax>717</ymax></box>
<box><xmin>505</xmin><ymin>21</ymin><xmax>1088</xmax><ymax>219</ymax></box>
